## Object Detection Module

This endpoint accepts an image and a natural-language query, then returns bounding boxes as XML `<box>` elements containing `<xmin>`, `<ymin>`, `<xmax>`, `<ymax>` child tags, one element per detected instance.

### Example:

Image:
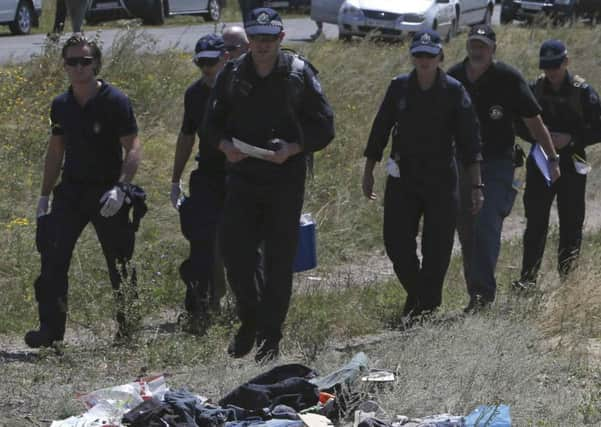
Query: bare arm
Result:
<box><xmin>41</xmin><ymin>135</ymin><xmax>65</xmax><ymax>196</ymax></box>
<box><xmin>119</xmin><ymin>134</ymin><xmax>142</xmax><ymax>184</ymax></box>
<box><xmin>171</xmin><ymin>133</ymin><xmax>195</xmax><ymax>183</ymax></box>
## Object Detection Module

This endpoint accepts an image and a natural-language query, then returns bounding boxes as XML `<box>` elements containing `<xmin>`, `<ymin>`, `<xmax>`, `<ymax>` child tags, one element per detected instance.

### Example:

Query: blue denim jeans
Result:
<box><xmin>457</xmin><ymin>156</ymin><xmax>517</xmax><ymax>301</ymax></box>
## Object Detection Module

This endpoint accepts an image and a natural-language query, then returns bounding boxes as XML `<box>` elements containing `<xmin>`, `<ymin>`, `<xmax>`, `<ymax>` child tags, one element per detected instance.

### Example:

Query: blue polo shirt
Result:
<box><xmin>50</xmin><ymin>80</ymin><xmax>138</xmax><ymax>184</ymax></box>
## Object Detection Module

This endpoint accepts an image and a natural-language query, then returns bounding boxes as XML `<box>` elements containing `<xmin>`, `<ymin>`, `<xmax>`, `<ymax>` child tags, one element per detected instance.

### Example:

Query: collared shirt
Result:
<box><xmin>50</xmin><ymin>80</ymin><xmax>138</xmax><ymax>184</ymax></box>
<box><xmin>363</xmin><ymin>69</ymin><xmax>482</xmax><ymax>167</ymax></box>
<box><xmin>203</xmin><ymin>51</ymin><xmax>335</xmax><ymax>183</ymax></box>
<box><xmin>448</xmin><ymin>59</ymin><xmax>541</xmax><ymax>159</ymax></box>
<box><xmin>181</xmin><ymin>78</ymin><xmax>225</xmax><ymax>175</ymax></box>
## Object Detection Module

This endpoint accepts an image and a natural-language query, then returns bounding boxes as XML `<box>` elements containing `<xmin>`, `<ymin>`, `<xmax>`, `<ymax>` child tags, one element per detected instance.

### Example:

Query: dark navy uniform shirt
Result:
<box><xmin>203</xmin><ymin>51</ymin><xmax>335</xmax><ymax>183</ymax></box>
<box><xmin>448</xmin><ymin>59</ymin><xmax>541</xmax><ymax>159</ymax></box>
<box><xmin>517</xmin><ymin>72</ymin><xmax>601</xmax><ymax>172</ymax></box>
<box><xmin>364</xmin><ymin>69</ymin><xmax>482</xmax><ymax>167</ymax></box>
<box><xmin>50</xmin><ymin>80</ymin><xmax>138</xmax><ymax>184</ymax></box>
<box><xmin>180</xmin><ymin>78</ymin><xmax>225</xmax><ymax>175</ymax></box>
<box><xmin>530</xmin><ymin>72</ymin><xmax>601</xmax><ymax>148</ymax></box>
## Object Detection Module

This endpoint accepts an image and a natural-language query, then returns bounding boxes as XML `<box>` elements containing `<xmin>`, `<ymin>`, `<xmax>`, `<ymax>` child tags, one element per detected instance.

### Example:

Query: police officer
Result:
<box><xmin>26</xmin><ymin>35</ymin><xmax>143</xmax><ymax>347</ymax></box>
<box><xmin>170</xmin><ymin>34</ymin><xmax>230</xmax><ymax>334</ymax></box>
<box><xmin>362</xmin><ymin>30</ymin><xmax>482</xmax><ymax>319</ymax></box>
<box><xmin>513</xmin><ymin>40</ymin><xmax>601</xmax><ymax>290</ymax></box>
<box><xmin>447</xmin><ymin>25</ymin><xmax>561</xmax><ymax>312</ymax></box>
<box><xmin>204</xmin><ymin>7</ymin><xmax>335</xmax><ymax>363</ymax></box>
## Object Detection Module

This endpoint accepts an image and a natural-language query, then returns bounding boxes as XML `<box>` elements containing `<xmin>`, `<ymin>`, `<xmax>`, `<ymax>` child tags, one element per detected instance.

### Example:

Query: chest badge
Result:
<box><xmin>489</xmin><ymin>105</ymin><xmax>504</xmax><ymax>120</ymax></box>
<box><xmin>92</xmin><ymin>121</ymin><xmax>102</xmax><ymax>134</ymax></box>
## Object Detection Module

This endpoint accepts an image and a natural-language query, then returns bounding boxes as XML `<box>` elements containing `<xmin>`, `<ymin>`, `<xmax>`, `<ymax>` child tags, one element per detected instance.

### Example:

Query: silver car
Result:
<box><xmin>86</xmin><ymin>0</ymin><xmax>222</xmax><ymax>25</ymax></box>
<box><xmin>0</xmin><ymin>0</ymin><xmax>42</xmax><ymax>34</ymax></box>
<box><xmin>311</xmin><ymin>0</ymin><xmax>494</xmax><ymax>41</ymax></box>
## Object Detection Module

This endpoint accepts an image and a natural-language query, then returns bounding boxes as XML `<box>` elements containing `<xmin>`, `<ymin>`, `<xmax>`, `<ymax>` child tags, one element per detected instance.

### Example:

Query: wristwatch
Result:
<box><xmin>472</xmin><ymin>183</ymin><xmax>485</xmax><ymax>189</ymax></box>
<box><xmin>548</xmin><ymin>155</ymin><xmax>560</xmax><ymax>162</ymax></box>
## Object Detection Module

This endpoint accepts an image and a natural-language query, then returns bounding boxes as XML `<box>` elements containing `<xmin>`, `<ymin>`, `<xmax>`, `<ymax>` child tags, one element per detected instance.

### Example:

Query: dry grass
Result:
<box><xmin>1</xmin><ymin>24</ymin><xmax>601</xmax><ymax>425</ymax></box>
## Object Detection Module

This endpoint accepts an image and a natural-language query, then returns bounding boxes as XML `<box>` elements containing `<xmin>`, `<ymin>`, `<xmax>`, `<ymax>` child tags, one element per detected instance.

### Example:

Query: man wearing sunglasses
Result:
<box><xmin>204</xmin><ymin>7</ymin><xmax>335</xmax><ymax>363</ymax></box>
<box><xmin>362</xmin><ymin>30</ymin><xmax>482</xmax><ymax>322</ymax></box>
<box><xmin>170</xmin><ymin>34</ymin><xmax>228</xmax><ymax>335</ymax></box>
<box><xmin>513</xmin><ymin>40</ymin><xmax>601</xmax><ymax>291</ymax></box>
<box><xmin>26</xmin><ymin>35</ymin><xmax>142</xmax><ymax>348</ymax></box>
<box><xmin>448</xmin><ymin>25</ymin><xmax>560</xmax><ymax>313</ymax></box>
<box><xmin>223</xmin><ymin>25</ymin><xmax>249</xmax><ymax>58</ymax></box>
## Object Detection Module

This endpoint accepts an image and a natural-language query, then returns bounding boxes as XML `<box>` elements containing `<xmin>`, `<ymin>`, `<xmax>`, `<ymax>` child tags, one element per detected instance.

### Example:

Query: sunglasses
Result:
<box><xmin>194</xmin><ymin>57</ymin><xmax>220</xmax><ymax>68</ymax></box>
<box><xmin>65</xmin><ymin>56</ymin><xmax>94</xmax><ymax>67</ymax></box>
<box><xmin>412</xmin><ymin>52</ymin><xmax>438</xmax><ymax>59</ymax></box>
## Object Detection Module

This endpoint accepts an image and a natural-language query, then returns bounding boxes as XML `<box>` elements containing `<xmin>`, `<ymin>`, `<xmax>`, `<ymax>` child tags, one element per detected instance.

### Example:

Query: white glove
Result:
<box><xmin>170</xmin><ymin>182</ymin><xmax>182</xmax><ymax>209</ymax></box>
<box><xmin>99</xmin><ymin>185</ymin><xmax>126</xmax><ymax>218</ymax></box>
<box><xmin>37</xmin><ymin>196</ymin><xmax>50</xmax><ymax>218</ymax></box>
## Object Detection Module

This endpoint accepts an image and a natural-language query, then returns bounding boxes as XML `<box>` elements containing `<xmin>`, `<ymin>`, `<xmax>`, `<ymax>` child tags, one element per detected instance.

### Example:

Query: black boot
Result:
<box><xmin>228</xmin><ymin>320</ymin><xmax>257</xmax><ymax>358</ymax></box>
<box><xmin>25</xmin><ymin>299</ymin><xmax>67</xmax><ymax>348</ymax></box>
<box><xmin>24</xmin><ymin>325</ymin><xmax>62</xmax><ymax>348</ymax></box>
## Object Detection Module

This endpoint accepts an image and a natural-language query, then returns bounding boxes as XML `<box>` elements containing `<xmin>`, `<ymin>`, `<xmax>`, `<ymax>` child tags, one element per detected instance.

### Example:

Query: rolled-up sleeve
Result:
<box><xmin>363</xmin><ymin>80</ymin><xmax>398</xmax><ymax>162</ymax></box>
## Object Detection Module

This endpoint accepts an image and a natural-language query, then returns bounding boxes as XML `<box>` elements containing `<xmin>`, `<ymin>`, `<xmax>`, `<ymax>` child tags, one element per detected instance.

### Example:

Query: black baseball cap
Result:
<box><xmin>468</xmin><ymin>24</ymin><xmax>496</xmax><ymax>46</ymax></box>
<box><xmin>539</xmin><ymin>39</ymin><xmax>567</xmax><ymax>69</ymax></box>
<box><xmin>245</xmin><ymin>8</ymin><xmax>283</xmax><ymax>36</ymax></box>
<box><xmin>194</xmin><ymin>33</ymin><xmax>225</xmax><ymax>60</ymax></box>
<box><xmin>410</xmin><ymin>30</ymin><xmax>443</xmax><ymax>55</ymax></box>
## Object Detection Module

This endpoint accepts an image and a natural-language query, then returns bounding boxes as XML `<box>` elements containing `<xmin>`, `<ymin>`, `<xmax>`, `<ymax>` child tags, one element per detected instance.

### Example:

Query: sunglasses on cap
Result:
<box><xmin>65</xmin><ymin>56</ymin><xmax>94</xmax><ymax>67</ymax></box>
<box><xmin>194</xmin><ymin>56</ymin><xmax>220</xmax><ymax>68</ymax></box>
<box><xmin>412</xmin><ymin>52</ymin><xmax>438</xmax><ymax>59</ymax></box>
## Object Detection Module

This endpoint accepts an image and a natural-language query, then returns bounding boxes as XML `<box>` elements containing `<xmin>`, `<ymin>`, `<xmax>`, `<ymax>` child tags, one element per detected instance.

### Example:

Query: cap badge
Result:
<box><xmin>420</xmin><ymin>33</ymin><xmax>432</xmax><ymax>44</ymax></box>
<box><xmin>477</xmin><ymin>28</ymin><xmax>486</xmax><ymax>35</ymax></box>
<box><xmin>257</xmin><ymin>12</ymin><xmax>271</xmax><ymax>24</ymax></box>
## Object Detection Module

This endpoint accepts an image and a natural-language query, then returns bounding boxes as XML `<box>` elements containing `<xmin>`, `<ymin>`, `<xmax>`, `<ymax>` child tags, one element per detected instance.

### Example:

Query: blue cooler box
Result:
<box><xmin>293</xmin><ymin>213</ymin><xmax>317</xmax><ymax>272</ymax></box>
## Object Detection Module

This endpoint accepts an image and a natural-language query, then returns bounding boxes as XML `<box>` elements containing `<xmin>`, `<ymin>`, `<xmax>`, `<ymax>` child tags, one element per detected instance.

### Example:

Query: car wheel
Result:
<box><xmin>500</xmin><ymin>8</ymin><xmax>513</xmax><ymax>24</ymax></box>
<box><xmin>142</xmin><ymin>0</ymin><xmax>165</xmax><ymax>25</ymax></box>
<box><xmin>445</xmin><ymin>18</ymin><xmax>457</xmax><ymax>42</ymax></box>
<box><xmin>339</xmin><ymin>31</ymin><xmax>352</xmax><ymax>41</ymax></box>
<box><xmin>9</xmin><ymin>1</ymin><xmax>33</xmax><ymax>35</ymax></box>
<box><xmin>203</xmin><ymin>0</ymin><xmax>221</xmax><ymax>21</ymax></box>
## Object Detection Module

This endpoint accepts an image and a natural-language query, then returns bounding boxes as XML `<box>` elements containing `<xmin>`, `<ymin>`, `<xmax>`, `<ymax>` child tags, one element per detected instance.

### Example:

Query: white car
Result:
<box><xmin>0</xmin><ymin>0</ymin><xmax>42</xmax><ymax>34</ymax></box>
<box><xmin>311</xmin><ymin>0</ymin><xmax>494</xmax><ymax>41</ymax></box>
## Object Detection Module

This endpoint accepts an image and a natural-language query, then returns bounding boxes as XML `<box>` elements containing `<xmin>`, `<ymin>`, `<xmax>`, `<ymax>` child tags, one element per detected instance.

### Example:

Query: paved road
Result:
<box><xmin>0</xmin><ymin>6</ymin><xmax>500</xmax><ymax>64</ymax></box>
<box><xmin>0</xmin><ymin>18</ymin><xmax>338</xmax><ymax>64</ymax></box>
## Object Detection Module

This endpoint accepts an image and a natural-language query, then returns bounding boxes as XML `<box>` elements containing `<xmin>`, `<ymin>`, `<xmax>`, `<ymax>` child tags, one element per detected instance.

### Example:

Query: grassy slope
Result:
<box><xmin>0</xmin><ymin>24</ymin><xmax>600</xmax><ymax>425</ymax></box>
